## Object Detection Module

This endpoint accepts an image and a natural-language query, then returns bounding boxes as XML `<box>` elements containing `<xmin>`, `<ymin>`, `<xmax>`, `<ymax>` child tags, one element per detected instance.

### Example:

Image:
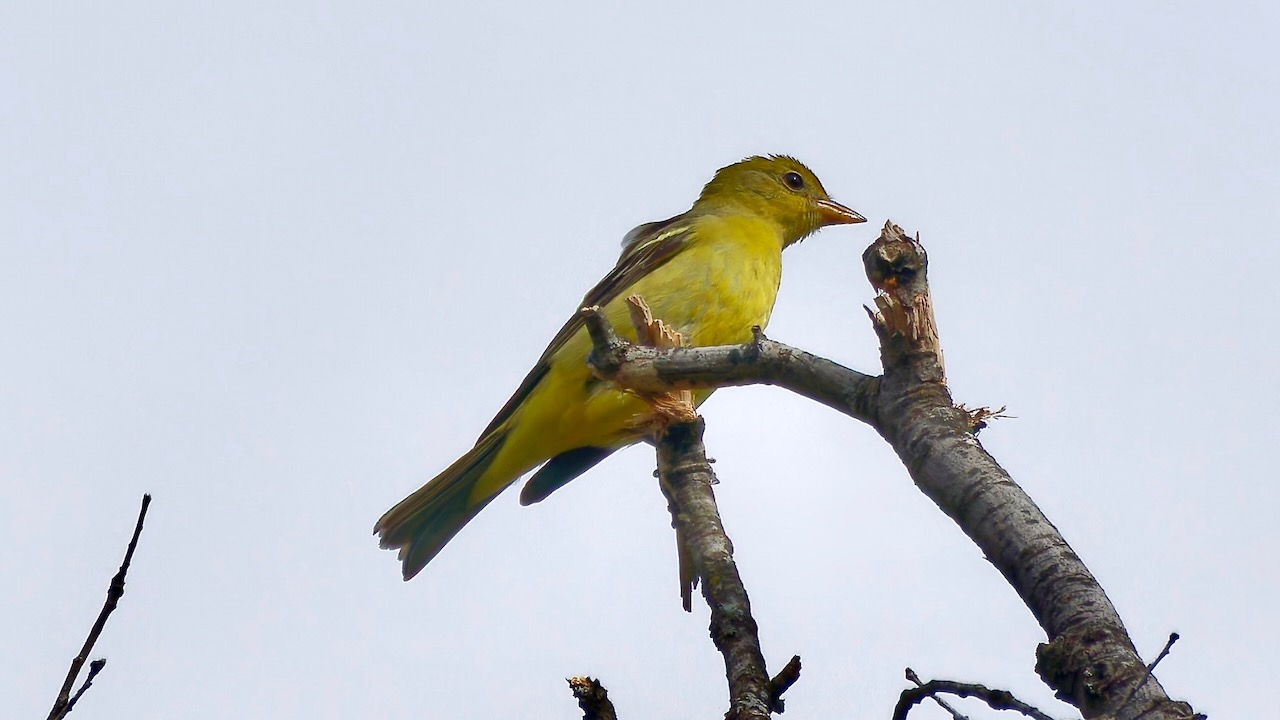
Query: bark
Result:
<box><xmin>657</xmin><ymin>418</ymin><xmax>772</xmax><ymax>720</ymax></box>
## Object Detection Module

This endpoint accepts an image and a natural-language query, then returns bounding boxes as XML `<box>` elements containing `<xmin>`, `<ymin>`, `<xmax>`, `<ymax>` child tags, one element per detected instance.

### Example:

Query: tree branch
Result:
<box><xmin>61</xmin><ymin>659</ymin><xmax>106</xmax><ymax>716</ymax></box>
<box><xmin>48</xmin><ymin>493</ymin><xmax>151</xmax><ymax>720</ymax></box>
<box><xmin>582</xmin><ymin>310</ymin><xmax>881</xmax><ymax>428</ymax></box>
<box><xmin>654</xmin><ymin>417</ymin><xmax>773</xmax><ymax>720</ymax></box>
<box><xmin>583</xmin><ymin>305</ymin><xmax>801</xmax><ymax>720</ymax></box>
<box><xmin>861</xmin><ymin>223</ymin><xmax>1198</xmax><ymax>720</ymax></box>
<box><xmin>904</xmin><ymin>668</ymin><xmax>968</xmax><ymax>720</ymax></box>
<box><xmin>768</xmin><ymin>655</ymin><xmax>803</xmax><ymax>713</ymax></box>
<box><xmin>893</xmin><ymin>673</ymin><xmax>1056</xmax><ymax>720</ymax></box>
<box><xmin>568</xmin><ymin>676</ymin><xmax>619</xmax><ymax>720</ymax></box>
<box><xmin>577</xmin><ymin>223</ymin><xmax>1203</xmax><ymax>720</ymax></box>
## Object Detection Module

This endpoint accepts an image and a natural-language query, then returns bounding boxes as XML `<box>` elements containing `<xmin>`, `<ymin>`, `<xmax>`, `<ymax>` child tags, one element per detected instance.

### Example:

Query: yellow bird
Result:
<box><xmin>376</xmin><ymin>155</ymin><xmax>865</xmax><ymax>579</ymax></box>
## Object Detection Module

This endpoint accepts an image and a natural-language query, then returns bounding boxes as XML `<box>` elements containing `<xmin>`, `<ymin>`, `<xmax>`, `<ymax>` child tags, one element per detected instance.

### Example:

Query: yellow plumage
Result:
<box><xmin>376</xmin><ymin>155</ymin><xmax>864</xmax><ymax>579</ymax></box>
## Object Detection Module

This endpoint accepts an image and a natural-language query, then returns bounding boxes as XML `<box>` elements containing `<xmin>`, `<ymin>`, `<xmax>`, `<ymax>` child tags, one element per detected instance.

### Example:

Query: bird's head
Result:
<box><xmin>696</xmin><ymin>155</ymin><xmax>866</xmax><ymax>245</ymax></box>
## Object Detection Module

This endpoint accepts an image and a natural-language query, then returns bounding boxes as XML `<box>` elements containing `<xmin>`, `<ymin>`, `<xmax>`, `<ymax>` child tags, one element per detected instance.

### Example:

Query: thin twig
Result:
<box><xmin>906</xmin><ymin>668</ymin><xmax>969</xmax><ymax>720</ymax></box>
<box><xmin>893</xmin><ymin>677</ymin><xmax>1057</xmax><ymax>720</ymax></box>
<box><xmin>62</xmin><ymin>659</ymin><xmax>106</xmax><ymax>715</ymax></box>
<box><xmin>1118</xmin><ymin>633</ymin><xmax>1181</xmax><ymax>712</ymax></box>
<box><xmin>1147</xmin><ymin>633</ymin><xmax>1180</xmax><ymax>673</ymax></box>
<box><xmin>47</xmin><ymin>493</ymin><xmax>151</xmax><ymax>720</ymax></box>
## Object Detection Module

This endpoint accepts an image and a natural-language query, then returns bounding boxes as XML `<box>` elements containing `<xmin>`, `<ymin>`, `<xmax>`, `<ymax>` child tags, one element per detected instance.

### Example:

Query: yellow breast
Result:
<box><xmin>482</xmin><ymin>214</ymin><xmax>787</xmax><ymax>488</ymax></box>
<box><xmin>625</xmin><ymin>213</ymin><xmax>785</xmax><ymax>345</ymax></box>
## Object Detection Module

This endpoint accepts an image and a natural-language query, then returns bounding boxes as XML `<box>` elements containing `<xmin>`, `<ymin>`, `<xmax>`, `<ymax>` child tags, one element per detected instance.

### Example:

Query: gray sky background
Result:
<box><xmin>3</xmin><ymin>3</ymin><xmax>1276</xmax><ymax>718</ymax></box>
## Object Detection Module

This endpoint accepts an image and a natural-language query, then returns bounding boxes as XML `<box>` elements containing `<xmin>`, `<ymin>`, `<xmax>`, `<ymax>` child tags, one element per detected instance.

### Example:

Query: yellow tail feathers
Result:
<box><xmin>374</xmin><ymin>430</ymin><xmax>508</xmax><ymax>580</ymax></box>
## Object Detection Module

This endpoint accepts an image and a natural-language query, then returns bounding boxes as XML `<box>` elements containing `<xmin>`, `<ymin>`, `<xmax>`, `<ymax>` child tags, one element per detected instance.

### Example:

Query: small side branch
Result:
<box><xmin>568</xmin><ymin>676</ymin><xmax>618</xmax><ymax>720</ymax></box>
<box><xmin>1117</xmin><ymin>633</ymin><xmax>1183</xmax><ymax>713</ymax></box>
<box><xmin>767</xmin><ymin>655</ymin><xmax>803</xmax><ymax>713</ymax></box>
<box><xmin>61</xmin><ymin>660</ymin><xmax>106</xmax><ymax>716</ymax></box>
<box><xmin>904</xmin><ymin>668</ymin><xmax>967</xmax><ymax>720</ymax></box>
<box><xmin>893</xmin><ymin>673</ymin><xmax>1056</xmax><ymax>720</ymax></box>
<box><xmin>47</xmin><ymin>493</ymin><xmax>152</xmax><ymax>720</ymax></box>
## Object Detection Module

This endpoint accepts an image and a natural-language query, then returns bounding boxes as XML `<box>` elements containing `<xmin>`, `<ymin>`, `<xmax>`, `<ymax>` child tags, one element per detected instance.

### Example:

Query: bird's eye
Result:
<box><xmin>782</xmin><ymin>171</ymin><xmax>805</xmax><ymax>190</ymax></box>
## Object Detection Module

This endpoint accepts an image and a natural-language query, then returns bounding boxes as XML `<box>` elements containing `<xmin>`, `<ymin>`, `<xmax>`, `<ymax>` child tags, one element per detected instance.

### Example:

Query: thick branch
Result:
<box><xmin>863</xmin><ymin>222</ymin><xmax>1197</xmax><ymax>720</ymax></box>
<box><xmin>48</xmin><ymin>494</ymin><xmax>151</xmax><ymax>720</ymax></box>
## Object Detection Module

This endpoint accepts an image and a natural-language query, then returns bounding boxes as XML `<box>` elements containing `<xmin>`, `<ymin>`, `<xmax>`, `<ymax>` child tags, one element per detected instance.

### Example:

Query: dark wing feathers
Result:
<box><xmin>476</xmin><ymin>217</ymin><xmax>695</xmax><ymax>440</ymax></box>
<box><xmin>620</xmin><ymin>213</ymin><xmax>684</xmax><ymax>252</ymax></box>
<box><xmin>519</xmin><ymin>446</ymin><xmax>616</xmax><ymax>505</ymax></box>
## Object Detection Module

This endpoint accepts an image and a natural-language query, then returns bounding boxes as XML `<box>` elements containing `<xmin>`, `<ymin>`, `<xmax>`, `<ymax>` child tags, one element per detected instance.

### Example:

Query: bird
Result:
<box><xmin>375</xmin><ymin>155</ymin><xmax>866</xmax><ymax>580</ymax></box>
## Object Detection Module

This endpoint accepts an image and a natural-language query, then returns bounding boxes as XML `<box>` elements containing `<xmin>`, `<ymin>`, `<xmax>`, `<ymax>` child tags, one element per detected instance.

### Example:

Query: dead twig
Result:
<box><xmin>1118</xmin><ymin>633</ymin><xmax>1183</xmax><ymax>713</ymax></box>
<box><xmin>47</xmin><ymin>493</ymin><xmax>151</xmax><ymax>720</ymax></box>
<box><xmin>767</xmin><ymin>655</ymin><xmax>803</xmax><ymax>713</ymax></box>
<box><xmin>905</xmin><ymin>668</ymin><xmax>968</xmax><ymax>720</ymax></box>
<box><xmin>568</xmin><ymin>676</ymin><xmax>618</xmax><ymax>720</ymax></box>
<box><xmin>893</xmin><ymin>672</ymin><xmax>1057</xmax><ymax>720</ymax></box>
<box><xmin>956</xmin><ymin>404</ymin><xmax>1013</xmax><ymax>434</ymax></box>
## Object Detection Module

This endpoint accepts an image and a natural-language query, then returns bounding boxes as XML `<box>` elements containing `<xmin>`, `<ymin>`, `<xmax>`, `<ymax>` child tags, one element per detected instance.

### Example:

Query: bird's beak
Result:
<box><xmin>814</xmin><ymin>198</ymin><xmax>867</xmax><ymax>226</ymax></box>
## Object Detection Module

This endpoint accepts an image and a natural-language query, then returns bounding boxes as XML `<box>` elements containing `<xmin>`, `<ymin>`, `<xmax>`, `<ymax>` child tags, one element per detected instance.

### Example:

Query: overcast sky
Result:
<box><xmin>3</xmin><ymin>3</ymin><xmax>1276</xmax><ymax>718</ymax></box>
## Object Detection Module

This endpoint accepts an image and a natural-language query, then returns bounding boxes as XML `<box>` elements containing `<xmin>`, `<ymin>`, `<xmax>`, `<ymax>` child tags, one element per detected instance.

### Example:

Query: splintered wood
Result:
<box><xmin>623</xmin><ymin>294</ymin><xmax>698</xmax><ymax>429</ymax></box>
<box><xmin>864</xmin><ymin>222</ymin><xmax>946</xmax><ymax>382</ymax></box>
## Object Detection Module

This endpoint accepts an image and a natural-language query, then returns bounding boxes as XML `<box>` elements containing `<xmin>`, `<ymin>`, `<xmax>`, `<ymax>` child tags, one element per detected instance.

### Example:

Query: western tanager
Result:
<box><xmin>376</xmin><ymin>155</ymin><xmax>865</xmax><ymax>579</ymax></box>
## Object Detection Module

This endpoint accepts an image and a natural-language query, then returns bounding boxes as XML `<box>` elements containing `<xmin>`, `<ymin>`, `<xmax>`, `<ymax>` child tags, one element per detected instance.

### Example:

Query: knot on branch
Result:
<box><xmin>1038</xmin><ymin>630</ymin><xmax>1204</xmax><ymax>720</ymax></box>
<box><xmin>1036</xmin><ymin>628</ymin><xmax>1126</xmax><ymax>713</ymax></box>
<box><xmin>1037</xmin><ymin>627</ymin><xmax>1195</xmax><ymax>719</ymax></box>
<box><xmin>863</xmin><ymin>221</ymin><xmax>926</xmax><ymax>292</ymax></box>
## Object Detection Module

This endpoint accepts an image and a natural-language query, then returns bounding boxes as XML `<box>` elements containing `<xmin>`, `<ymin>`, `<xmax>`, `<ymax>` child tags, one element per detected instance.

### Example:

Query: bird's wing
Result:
<box><xmin>518</xmin><ymin>445</ymin><xmax>616</xmax><ymax>505</ymax></box>
<box><xmin>476</xmin><ymin>217</ymin><xmax>696</xmax><ymax>440</ymax></box>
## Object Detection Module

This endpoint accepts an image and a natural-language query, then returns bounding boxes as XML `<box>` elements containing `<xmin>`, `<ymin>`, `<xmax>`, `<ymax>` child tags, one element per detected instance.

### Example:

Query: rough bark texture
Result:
<box><xmin>657</xmin><ymin>418</ymin><xmax>773</xmax><ymax>720</ymax></box>
<box><xmin>585</xmin><ymin>323</ymin><xmax>881</xmax><ymax>426</ymax></box>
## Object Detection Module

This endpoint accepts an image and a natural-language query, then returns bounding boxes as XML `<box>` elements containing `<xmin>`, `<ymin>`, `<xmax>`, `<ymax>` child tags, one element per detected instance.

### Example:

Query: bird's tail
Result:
<box><xmin>375</xmin><ymin>429</ymin><xmax>509</xmax><ymax>580</ymax></box>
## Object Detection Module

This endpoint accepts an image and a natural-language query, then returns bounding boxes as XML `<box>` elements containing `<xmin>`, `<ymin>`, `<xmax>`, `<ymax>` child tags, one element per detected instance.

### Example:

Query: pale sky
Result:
<box><xmin>3</xmin><ymin>3</ymin><xmax>1276</xmax><ymax>718</ymax></box>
